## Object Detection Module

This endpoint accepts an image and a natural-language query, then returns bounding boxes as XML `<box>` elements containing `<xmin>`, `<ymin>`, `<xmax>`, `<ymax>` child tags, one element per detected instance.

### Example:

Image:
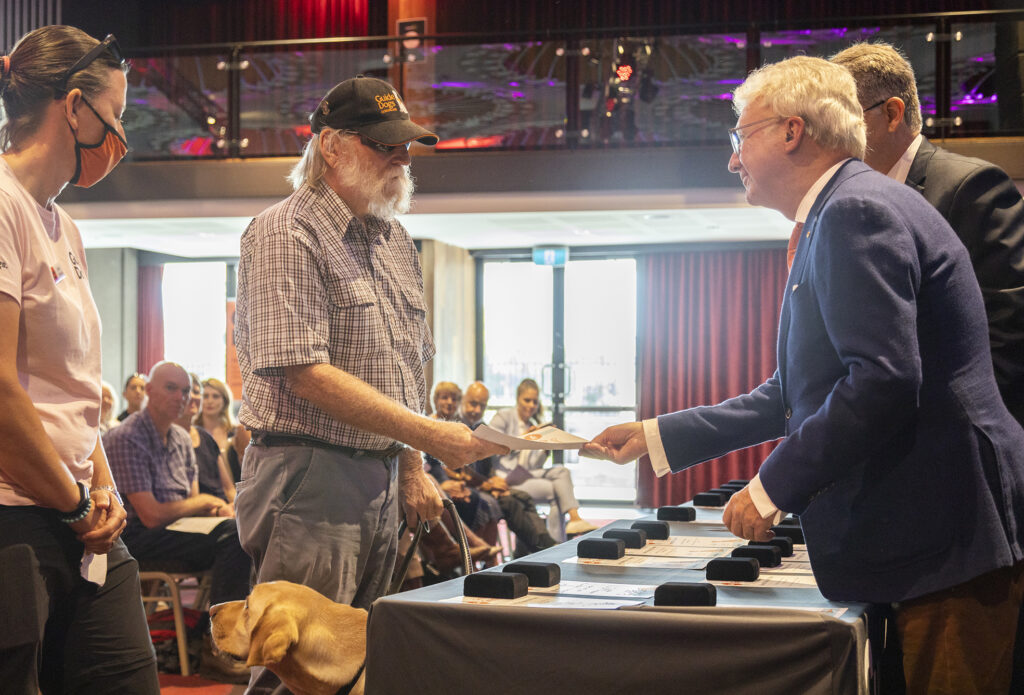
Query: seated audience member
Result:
<box><xmin>195</xmin><ymin>377</ymin><xmax>234</xmax><ymax>452</ymax></box>
<box><xmin>489</xmin><ymin>378</ymin><xmax>596</xmax><ymax>540</ymax></box>
<box><xmin>178</xmin><ymin>373</ymin><xmax>235</xmax><ymax>503</ymax></box>
<box><xmin>421</xmin><ymin>382</ymin><xmax>502</xmax><ymax>568</ymax></box>
<box><xmin>426</xmin><ymin>382</ymin><xmax>502</xmax><ymax>536</ymax></box>
<box><xmin>458</xmin><ymin>381</ymin><xmax>558</xmax><ymax>557</ymax></box>
<box><xmin>104</xmin><ymin>361</ymin><xmax>251</xmax><ymax>609</ymax></box>
<box><xmin>99</xmin><ymin>380</ymin><xmax>119</xmax><ymax>434</ymax></box>
<box><xmin>118</xmin><ymin>372</ymin><xmax>146</xmax><ymax>421</ymax></box>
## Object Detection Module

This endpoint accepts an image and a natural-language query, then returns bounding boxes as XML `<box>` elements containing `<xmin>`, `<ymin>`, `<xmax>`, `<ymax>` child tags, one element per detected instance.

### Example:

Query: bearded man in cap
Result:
<box><xmin>233</xmin><ymin>75</ymin><xmax>505</xmax><ymax>693</ymax></box>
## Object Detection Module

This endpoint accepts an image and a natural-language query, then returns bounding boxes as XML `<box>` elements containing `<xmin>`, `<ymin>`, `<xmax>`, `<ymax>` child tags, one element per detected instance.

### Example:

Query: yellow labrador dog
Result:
<box><xmin>210</xmin><ymin>581</ymin><xmax>367</xmax><ymax>695</ymax></box>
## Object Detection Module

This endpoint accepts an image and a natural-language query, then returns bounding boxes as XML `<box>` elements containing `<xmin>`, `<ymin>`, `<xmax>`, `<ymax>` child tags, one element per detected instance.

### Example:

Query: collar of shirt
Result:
<box><xmin>308</xmin><ymin>183</ymin><xmax>394</xmax><ymax>243</ymax></box>
<box><xmin>794</xmin><ymin>159</ymin><xmax>853</xmax><ymax>225</ymax></box>
<box><xmin>885</xmin><ymin>133</ymin><xmax>924</xmax><ymax>184</ymax></box>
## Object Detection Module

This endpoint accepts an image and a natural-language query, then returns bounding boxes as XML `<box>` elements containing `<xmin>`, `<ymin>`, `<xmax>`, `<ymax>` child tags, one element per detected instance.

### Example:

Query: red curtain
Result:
<box><xmin>636</xmin><ymin>247</ymin><xmax>789</xmax><ymax>507</ymax></box>
<box><xmin>136</xmin><ymin>265</ymin><xmax>165</xmax><ymax>376</ymax></box>
<box><xmin>141</xmin><ymin>0</ymin><xmax>370</xmax><ymax>45</ymax></box>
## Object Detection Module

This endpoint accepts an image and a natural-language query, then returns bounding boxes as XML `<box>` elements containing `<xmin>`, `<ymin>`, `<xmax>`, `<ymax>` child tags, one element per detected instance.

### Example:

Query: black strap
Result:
<box><xmin>335</xmin><ymin>661</ymin><xmax>365</xmax><ymax>695</ymax></box>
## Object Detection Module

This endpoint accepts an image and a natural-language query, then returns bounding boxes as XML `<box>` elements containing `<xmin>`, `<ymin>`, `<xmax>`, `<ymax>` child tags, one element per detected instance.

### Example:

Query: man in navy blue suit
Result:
<box><xmin>831</xmin><ymin>42</ymin><xmax>1024</xmax><ymax>429</ymax></box>
<box><xmin>584</xmin><ymin>56</ymin><xmax>1024</xmax><ymax>695</ymax></box>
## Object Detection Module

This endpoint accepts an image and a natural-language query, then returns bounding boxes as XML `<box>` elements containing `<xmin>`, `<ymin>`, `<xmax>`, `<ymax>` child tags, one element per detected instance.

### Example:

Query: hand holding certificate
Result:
<box><xmin>472</xmin><ymin>423</ymin><xmax>588</xmax><ymax>451</ymax></box>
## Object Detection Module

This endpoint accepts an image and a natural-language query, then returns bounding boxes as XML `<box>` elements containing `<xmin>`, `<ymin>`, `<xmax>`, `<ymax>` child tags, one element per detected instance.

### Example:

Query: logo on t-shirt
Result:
<box><xmin>67</xmin><ymin>250</ymin><xmax>83</xmax><ymax>279</ymax></box>
<box><xmin>0</xmin><ymin>258</ymin><xmax>7</xmax><ymax>271</ymax></box>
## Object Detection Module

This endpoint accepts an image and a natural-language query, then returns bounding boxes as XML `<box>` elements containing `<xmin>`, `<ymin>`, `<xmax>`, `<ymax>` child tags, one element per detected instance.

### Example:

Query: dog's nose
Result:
<box><xmin>210</xmin><ymin>603</ymin><xmax>222</xmax><ymax>616</ymax></box>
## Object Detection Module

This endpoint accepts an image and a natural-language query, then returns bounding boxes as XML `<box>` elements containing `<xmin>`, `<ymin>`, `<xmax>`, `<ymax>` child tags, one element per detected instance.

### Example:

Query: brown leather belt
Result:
<box><xmin>250</xmin><ymin>431</ymin><xmax>404</xmax><ymax>460</ymax></box>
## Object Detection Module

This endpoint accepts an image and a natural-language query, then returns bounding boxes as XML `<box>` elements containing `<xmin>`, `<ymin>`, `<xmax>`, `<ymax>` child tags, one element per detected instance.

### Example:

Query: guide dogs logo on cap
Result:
<box><xmin>310</xmin><ymin>75</ymin><xmax>437</xmax><ymax>146</ymax></box>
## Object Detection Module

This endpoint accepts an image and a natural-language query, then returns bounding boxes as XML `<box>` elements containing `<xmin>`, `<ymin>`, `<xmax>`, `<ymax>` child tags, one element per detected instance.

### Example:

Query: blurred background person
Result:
<box><xmin>489</xmin><ymin>378</ymin><xmax>596</xmax><ymax>540</ymax></box>
<box><xmin>195</xmin><ymin>376</ymin><xmax>233</xmax><ymax>452</ymax></box>
<box><xmin>99</xmin><ymin>379</ymin><xmax>119</xmax><ymax>435</ymax></box>
<box><xmin>177</xmin><ymin>372</ymin><xmax>235</xmax><ymax>503</ymax></box>
<box><xmin>118</xmin><ymin>372</ymin><xmax>146</xmax><ymax>422</ymax></box>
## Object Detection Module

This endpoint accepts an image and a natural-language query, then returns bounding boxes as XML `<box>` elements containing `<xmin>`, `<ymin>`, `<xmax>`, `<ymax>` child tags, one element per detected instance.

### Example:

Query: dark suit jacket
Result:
<box><xmin>657</xmin><ymin>160</ymin><xmax>1024</xmax><ymax>603</ymax></box>
<box><xmin>907</xmin><ymin>137</ymin><xmax>1024</xmax><ymax>423</ymax></box>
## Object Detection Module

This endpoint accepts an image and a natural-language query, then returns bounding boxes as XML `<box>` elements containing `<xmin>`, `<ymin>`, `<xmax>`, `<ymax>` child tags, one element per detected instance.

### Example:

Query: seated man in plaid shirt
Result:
<box><xmin>104</xmin><ymin>361</ymin><xmax>251</xmax><ymax>607</ymax></box>
<box><xmin>233</xmin><ymin>75</ymin><xmax>506</xmax><ymax>695</ymax></box>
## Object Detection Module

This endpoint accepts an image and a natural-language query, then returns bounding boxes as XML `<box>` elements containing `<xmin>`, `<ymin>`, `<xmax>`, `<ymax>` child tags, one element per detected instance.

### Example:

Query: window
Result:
<box><xmin>482</xmin><ymin>258</ymin><xmax>637</xmax><ymax>502</ymax></box>
<box><xmin>162</xmin><ymin>261</ymin><xmax>227</xmax><ymax>381</ymax></box>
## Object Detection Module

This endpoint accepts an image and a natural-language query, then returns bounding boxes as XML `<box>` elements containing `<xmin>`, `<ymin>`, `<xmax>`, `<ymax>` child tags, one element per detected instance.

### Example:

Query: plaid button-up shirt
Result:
<box><xmin>103</xmin><ymin>410</ymin><xmax>196</xmax><ymax>527</ymax></box>
<box><xmin>234</xmin><ymin>183</ymin><xmax>435</xmax><ymax>450</ymax></box>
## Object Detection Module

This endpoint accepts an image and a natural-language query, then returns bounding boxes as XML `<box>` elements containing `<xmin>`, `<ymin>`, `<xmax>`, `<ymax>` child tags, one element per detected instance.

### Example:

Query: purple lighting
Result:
<box><xmin>509</xmin><ymin>81</ymin><xmax>520</xmax><ymax>87</ymax></box>
<box><xmin>431</xmin><ymin>80</ymin><xmax>490</xmax><ymax>89</ymax></box>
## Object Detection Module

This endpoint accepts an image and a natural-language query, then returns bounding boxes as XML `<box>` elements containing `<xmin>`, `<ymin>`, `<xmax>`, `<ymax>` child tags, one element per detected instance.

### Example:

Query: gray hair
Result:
<box><xmin>733</xmin><ymin>55</ymin><xmax>866</xmax><ymax>160</ymax></box>
<box><xmin>830</xmin><ymin>42</ymin><xmax>922</xmax><ymax>134</ymax></box>
<box><xmin>288</xmin><ymin>128</ymin><xmax>356</xmax><ymax>191</ymax></box>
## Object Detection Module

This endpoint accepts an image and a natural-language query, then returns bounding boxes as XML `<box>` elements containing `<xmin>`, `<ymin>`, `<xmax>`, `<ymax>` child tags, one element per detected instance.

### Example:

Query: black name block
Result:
<box><xmin>577</xmin><ymin>538</ymin><xmax>626</xmax><ymax>559</ymax></box>
<box><xmin>771</xmin><ymin>525</ymin><xmax>805</xmax><ymax>545</ymax></box>
<box><xmin>706</xmin><ymin>487</ymin><xmax>735</xmax><ymax>501</ymax></box>
<box><xmin>654</xmin><ymin>582</ymin><xmax>717</xmax><ymax>607</ymax></box>
<box><xmin>749</xmin><ymin>537</ymin><xmax>794</xmax><ymax>557</ymax></box>
<box><xmin>657</xmin><ymin>506</ymin><xmax>697</xmax><ymax>522</ymax></box>
<box><xmin>706</xmin><ymin>557</ymin><xmax>760</xmax><ymax>582</ymax></box>
<box><xmin>463</xmin><ymin>572</ymin><xmax>528</xmax><ymax>599</ymax></box>
<box><xmin>692</xmin><ymin>492</ymin><xmax>726</xmax><ymax>507</ymax></box>
<box><xmin>503</xmin><ymin>561</ymin><xmax>560</xmax><ymax>587</ymax></box>
<box><xmin>731</xmin><ymin>545</ymin><xmax>782</xmax><ymax>568</ymax></box>
<box><xmin>727</xmin><ymin>479</ymin><xmax>750</xmax><ymax>486</ymax></box>
<box><xmin>631</xmin><ymin>520</ymin><xmax>670</xmax><ymax>540</ymax></box>
<box><xmin>603</xmin><ymin>529</ymin><xmax>647</xmax><ymax>548</ymax></box>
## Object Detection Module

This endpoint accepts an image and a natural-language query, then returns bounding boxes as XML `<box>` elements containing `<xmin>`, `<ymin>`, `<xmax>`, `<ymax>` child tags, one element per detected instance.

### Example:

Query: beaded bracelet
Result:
<box><xmin>58</xmin><ymin>481</ymin><xmax>93</xmax><ymax>524</ymax></box>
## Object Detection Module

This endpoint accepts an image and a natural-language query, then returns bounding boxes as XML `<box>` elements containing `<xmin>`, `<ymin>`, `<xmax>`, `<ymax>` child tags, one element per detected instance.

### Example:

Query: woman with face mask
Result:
<box><xmin>0</xmin><ymin>26</ymin><xmax>158</xmax><ymax>692</ymax></box>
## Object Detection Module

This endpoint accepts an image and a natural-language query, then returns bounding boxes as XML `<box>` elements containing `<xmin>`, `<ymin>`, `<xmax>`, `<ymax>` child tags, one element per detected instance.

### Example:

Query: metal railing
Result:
<box><xmin>117</xmin><ymin>9</ymin><xmax>1024</xmax><ymax>161</ymax></box>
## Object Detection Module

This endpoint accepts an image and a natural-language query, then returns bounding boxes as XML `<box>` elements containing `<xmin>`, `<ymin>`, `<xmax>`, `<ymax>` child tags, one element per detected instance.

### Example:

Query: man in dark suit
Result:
<box><xmin>832</xmin><ymin>41</ymin><xmax>1024</xmax><ymax>427</ymax></box>
<box><xmin>584</xmin><ymin>55</ymin><xmax>1024</xmax><ymax>695</ymax></box>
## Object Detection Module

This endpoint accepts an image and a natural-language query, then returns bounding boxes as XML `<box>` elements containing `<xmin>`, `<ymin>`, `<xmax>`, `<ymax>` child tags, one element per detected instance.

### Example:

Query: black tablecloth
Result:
<box><xmin>366</xmin><ymin>510</ymin><xmax>872</xmax><ymax>695</ymax></box>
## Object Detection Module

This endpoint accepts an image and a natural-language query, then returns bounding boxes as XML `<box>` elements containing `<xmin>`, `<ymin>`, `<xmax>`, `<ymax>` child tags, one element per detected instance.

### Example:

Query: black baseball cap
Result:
<box><xmin>309</xmin><ymin>75</ymin><xmax>438</xmax><ymax>146</ymax></box>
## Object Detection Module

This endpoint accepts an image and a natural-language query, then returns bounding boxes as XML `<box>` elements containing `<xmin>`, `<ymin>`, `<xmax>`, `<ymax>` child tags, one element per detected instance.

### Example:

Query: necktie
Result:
<box><xmin>787</xmin><ymin>221</ymin><xmax>804</xmax><ymax>270</ymax></box>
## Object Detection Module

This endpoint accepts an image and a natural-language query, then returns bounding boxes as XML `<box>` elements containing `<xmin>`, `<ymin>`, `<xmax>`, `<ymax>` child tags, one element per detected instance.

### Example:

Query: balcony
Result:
<box><xmin>60</xmin><ymin>9</ymin><xmax>1024</xmax><ymax>256</ymax></box>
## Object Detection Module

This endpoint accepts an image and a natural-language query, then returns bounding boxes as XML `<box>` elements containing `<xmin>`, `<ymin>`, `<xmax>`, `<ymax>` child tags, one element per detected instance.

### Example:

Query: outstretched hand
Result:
<box><xmin>580</xmin><ymin>422</ymin><xmax>648</xmax><ymax>464</ymax></box>
<box><xmin>426</xmin><ymin>420</ymin><xmax>509</xmax><ymax>469</ymax></box>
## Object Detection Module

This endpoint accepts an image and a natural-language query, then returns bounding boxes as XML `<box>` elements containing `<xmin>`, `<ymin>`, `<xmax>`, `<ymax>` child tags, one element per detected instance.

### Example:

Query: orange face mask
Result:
<box><xmin>68</xmin><ymin>97</ymin><xmax>128</xmax><ymax>188</ymax></box>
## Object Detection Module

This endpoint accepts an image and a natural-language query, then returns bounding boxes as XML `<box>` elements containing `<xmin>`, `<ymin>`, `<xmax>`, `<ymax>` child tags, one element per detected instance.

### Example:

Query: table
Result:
<box><xmin>366</xmin><ymin>507</ymin><xmax>874</xmax><ymax>695</ymax></box>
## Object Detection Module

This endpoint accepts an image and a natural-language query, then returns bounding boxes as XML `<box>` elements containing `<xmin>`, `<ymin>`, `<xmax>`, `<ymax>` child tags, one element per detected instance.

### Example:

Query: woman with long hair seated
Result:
<box><xmin>488</xmin><ymin>378</ymin><xmax>596</xmax><ymax>541</ymax></box>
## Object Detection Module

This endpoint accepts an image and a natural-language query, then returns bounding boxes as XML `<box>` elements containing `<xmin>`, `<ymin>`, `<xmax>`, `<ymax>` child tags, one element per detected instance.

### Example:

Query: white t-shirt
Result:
<box><xmin>0</xmin><ymin>158</ymin><xmax>102</xmax><ymax>506</ymax></box>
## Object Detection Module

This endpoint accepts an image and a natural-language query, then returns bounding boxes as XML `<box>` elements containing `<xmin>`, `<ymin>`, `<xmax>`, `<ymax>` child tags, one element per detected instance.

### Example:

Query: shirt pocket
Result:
<box><xmin>324</xmin><ymin>278</ymin><xmax>388</xmax><ymax>359</ymax></box>
<box><xmin>397</xmin><ymin>281</ymin><xmax>431</xmax><ymax>362</ymax></box>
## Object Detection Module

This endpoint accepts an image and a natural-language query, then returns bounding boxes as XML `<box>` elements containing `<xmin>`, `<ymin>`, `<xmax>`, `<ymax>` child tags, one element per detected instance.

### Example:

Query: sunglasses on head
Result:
<box><xmin>55</xmin><ymin>34</ymin><xmax>125</xmax><ymax>93</ymax></box>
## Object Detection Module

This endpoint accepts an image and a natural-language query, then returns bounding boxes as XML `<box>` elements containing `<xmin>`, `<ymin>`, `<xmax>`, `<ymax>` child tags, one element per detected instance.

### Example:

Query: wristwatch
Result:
<box><xmin>90</xmin><ymin>484</ymin><xmax>123</xmax><ymax>506</ymax></box>
<box><xmin>58</xmin><ymin>481</ymin><xmax>93</xmax><ymax>524</ymax></box>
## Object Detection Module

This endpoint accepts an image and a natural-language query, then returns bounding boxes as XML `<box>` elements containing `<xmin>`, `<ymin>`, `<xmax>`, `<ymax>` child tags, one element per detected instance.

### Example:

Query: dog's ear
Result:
<box><xmin>260</xmin><ymin>630</ymin><xmax>295</xmax><ymax>665</ymax></box>
<box><xmin>247</xmin><ymin>608</ymin><xmax>298</xmax><ymax>667</ymax></box>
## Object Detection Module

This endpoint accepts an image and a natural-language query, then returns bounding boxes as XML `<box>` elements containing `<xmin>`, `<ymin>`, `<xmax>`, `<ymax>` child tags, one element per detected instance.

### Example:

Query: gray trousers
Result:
<box><xmin>234</xmin><ymin>443</ymin><xmax>399</xmax><ymax>695</ymax></box>
<box><xmin>514</xmin><ymin>466</ymin><xmax>579</xmax><ymax>542</ymax></box>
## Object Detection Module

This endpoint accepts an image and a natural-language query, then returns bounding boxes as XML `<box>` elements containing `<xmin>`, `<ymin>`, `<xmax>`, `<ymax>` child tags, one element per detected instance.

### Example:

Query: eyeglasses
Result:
<box><xmin>728</xmin><ymin>115</ymin><xmax>784</xmax><ymax>155</ymax></box>
<box><xmin>344</xmin><ymin>131</ymin><xmax>411</xmax><ymax>155</ymax></box>
<box><xmin>863</xmin><ymin>99</ymin><xmax>887</xmax><ymax>113</ymax></box>
<box><xmin>55</xmin><ymin>34</ymin><xmax>125</xmax><ymax>93</ymax></box>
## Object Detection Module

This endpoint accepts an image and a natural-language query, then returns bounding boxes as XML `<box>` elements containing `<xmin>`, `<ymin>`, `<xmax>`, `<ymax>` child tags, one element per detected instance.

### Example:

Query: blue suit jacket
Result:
<box><xmin>657</xmin><ymin>160</ymin><xmax>1024</xmax><ymax>602</ymax></box>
